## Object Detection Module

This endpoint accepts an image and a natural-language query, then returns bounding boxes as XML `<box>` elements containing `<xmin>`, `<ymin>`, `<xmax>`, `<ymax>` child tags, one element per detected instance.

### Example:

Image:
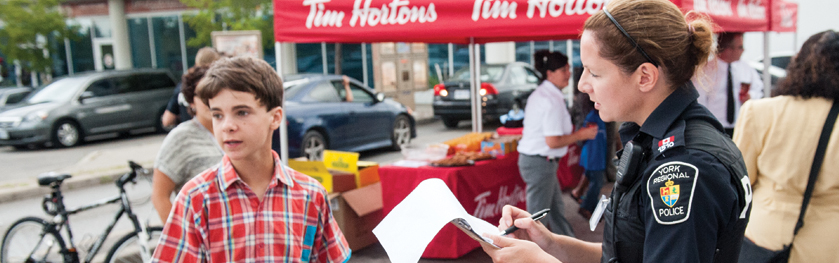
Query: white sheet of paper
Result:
<box><xmin>372</xmin><ymin>178</ymin><xmax>500</xmax><ymax>263</ymax></box>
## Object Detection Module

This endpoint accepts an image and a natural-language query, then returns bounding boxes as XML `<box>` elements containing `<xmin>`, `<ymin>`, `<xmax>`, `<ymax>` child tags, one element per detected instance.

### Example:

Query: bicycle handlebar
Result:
<box><xmin>117</xmin><ymin>160</ymin><xmax>147</xmax><ymax>188</ymax></box>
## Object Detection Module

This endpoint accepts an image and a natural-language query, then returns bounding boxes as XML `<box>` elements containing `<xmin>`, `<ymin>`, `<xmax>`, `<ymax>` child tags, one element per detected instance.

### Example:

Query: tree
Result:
<box><xmin>179</xmin><ymin>0</ymin><xmax>274</xmax><ymax>49</ymax></box>
<box><xmin>0</xmin><ymin>0</ymin><xmax>76</xmax><ymax>77</ymax></box>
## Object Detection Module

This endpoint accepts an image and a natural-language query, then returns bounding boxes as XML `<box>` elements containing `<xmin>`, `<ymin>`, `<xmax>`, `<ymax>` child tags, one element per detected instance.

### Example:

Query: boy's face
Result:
<box><xmin>209</xmin><ymin>89</ymin><xmax>282</xmax><ymax>162</ymax></box>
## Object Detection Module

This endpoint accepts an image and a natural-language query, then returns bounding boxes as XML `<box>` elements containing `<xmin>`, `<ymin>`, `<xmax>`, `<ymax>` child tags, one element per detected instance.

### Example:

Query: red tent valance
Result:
<box><xmin>769</xmin><ymin>0</ymin><xmax>797</xmax><ymax>32</ymax></box>
<box><xmin>274</xmin><ymin>0</ymin><xmax>770</xmax><ymax>44</ymax></box>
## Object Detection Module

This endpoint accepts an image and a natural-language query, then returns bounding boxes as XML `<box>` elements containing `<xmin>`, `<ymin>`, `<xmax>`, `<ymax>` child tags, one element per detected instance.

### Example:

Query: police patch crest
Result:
<box><xmin>647</xmin><ymin>161</ymin><xmax>698</xmax><ymax>225</ymax></box>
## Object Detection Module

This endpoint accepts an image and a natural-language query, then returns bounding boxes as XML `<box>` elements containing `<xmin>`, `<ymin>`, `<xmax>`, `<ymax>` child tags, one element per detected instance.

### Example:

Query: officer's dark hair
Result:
<box><xmin>774</xmin><ymin>30</ymin><xmax>839</xmax><ymax>100</ymax></box>
<box><xmin>583</xmin><ymin>0</ymin><xmax>715</xmax><ymax>88</ymax></box>
<box><xmin>533</xmin><ymin>50</ymin><xmax>568</xmax><ymax>83</ymax></box>
<box><xmin>717</xmin><ymin>32</ymin><xmax>743</xmax><ymax>52</ymax></box>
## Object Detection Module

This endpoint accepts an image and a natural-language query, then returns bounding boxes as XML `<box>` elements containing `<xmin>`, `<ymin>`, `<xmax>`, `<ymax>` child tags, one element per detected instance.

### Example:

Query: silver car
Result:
<box><xmin>0</xmin><ymin>69</ymin><xmax>176</xmax><ymax>148</ymax></box>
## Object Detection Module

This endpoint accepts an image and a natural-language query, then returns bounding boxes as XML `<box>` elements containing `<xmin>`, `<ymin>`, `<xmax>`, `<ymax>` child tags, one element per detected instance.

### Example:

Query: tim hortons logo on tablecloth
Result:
<box><xmin>779</xmin><ymin>3</ymin><xmax>794</xmax><ymax>28</ymax></box>
<box><xmin>473</xmin><ymin>185</ymin><xmax>527</xmax><ymax>219</ymax></box>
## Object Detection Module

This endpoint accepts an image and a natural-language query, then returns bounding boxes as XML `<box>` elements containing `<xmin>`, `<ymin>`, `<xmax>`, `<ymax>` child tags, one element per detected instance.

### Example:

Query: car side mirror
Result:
<box><xmin>376</xmin><ymin>93</ymin><xmax>386</xmax><ymax>102</ymax></box>
<box><xmin>79</xmin><ymin>91</ymin><xmax>94</xmax><ymax>102</ymax></box>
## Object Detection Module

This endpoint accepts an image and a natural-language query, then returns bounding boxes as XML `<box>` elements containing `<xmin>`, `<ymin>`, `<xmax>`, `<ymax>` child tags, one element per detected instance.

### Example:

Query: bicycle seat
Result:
<box><xmin>37</xmin><ymin>172</ymin><xmax>72</xmax><ymax>187</ymax></box>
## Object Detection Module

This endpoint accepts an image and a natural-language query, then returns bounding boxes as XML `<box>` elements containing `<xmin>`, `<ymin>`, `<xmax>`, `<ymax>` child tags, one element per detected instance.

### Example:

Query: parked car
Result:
<box><xmin>748</xmin><ymin>51</ymin><xmax>793</xmax><ymax>90</ymax></box>
<box><xmin>274</xmin><ymin>74</ymin><xmax>416</xmax><ymax>160</ymax></box>
<box><xmin>432</xmin><ymin>62</ymin><xmax>540</xmax><ymax>128</ymax></box>
<box><xmin>0</xmin><ymin>69</ymin><xmax>176</xmax><ymax>149</ymax></box>
<box><xmin>0</xmin><ymin>86</ymin><xmax>33</xmax><ymax>109</ymax></box>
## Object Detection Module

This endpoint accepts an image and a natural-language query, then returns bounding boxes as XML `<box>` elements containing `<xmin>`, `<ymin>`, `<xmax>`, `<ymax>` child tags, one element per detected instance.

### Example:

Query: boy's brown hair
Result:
<box><xmin>196</xmin><ymin>57</ymin><xmax>283</xmax><ymax>110</ymax></box>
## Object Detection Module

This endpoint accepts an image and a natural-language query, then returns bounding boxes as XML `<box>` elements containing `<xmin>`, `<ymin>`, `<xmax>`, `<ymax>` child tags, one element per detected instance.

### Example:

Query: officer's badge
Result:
<box><xmin>659</xmin><ymin>180</ymin><xmax>679</xmax><ymax>207</ymax></box>
<box><xmin>647</xmin><ymin>161</ymin><xmax>698</xmax><ymax>225</ymax></box>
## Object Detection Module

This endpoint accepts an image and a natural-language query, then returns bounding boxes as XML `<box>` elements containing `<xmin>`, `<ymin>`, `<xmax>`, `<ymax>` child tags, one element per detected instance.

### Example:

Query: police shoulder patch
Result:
<box><xmin>646</xmin><ymin>161</ymin><xmax>698</xmax><ymax>225</ymax></box>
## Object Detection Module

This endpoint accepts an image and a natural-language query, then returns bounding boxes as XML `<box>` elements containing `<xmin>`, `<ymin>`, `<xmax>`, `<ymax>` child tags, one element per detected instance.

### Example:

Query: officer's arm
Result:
<box><xmin>544</xmin><ymin>235</ymin><xmax>602</xmax><ymax>263</ymax></box>
<box><xmin>641</xmin><ymin>159</ymin><xmax>735</xmax><ymax>263</ymax></box>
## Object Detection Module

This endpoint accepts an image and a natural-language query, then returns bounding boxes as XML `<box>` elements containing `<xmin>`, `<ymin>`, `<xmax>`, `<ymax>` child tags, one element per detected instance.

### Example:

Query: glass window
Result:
<box><xmin>183</xmin><ymin>21</ymin><xmax>200</xmax><ymax>68</ymax></box>
<box><xmin>515</xmin><ymin>42</ymin><xmax>532</xmax><ymax>63</ymax></box>
<box><xmin>427</xmin><ymin>44</ymin><xmax>448</xmax><ymax>85</ymax></box>
<box><xmin>130</xmin><ymin>73</ymin><xmax>176</xmax><ymax>92</ymax></box>
<box><xmin>86</xmin><ymin>79</ymin><xmax>117</xmax><ymax>97</ymax></box>
<box><xmin>114</xmin><ymin>76</ymin><xmax>135</xmax><ymax>94</ymax></box>
<box><xmin>340</xmin><ymin>44</ymin><xmax>364</xmax><ymax>84</ymax></box>
<box><xmin>128</xmin><ymin>18</ymin><xmax>152</xmax><ymax>68</ymax></box>
<box><xmin>27</xmin><ymin>77</ymin><xmax>88</xmax><ymax>103</ymax></box>
<box><xmin>6</xmin><ymin>91</ymin><xmax>31</xmax><ymax>104</ymax></box>
<box><xmin>152</xmin><ymin>16</ymin><xmax>184</xmax><ymax>76</ymax></box>
<box><xmin>92</xmin><ymin>17</ymin><xmax>112</xmax><ymax>38</ymax></box>
<box><xmin>303</xmin><ymin>82</ymin><xmax>340</xmax><ymax>103</ymax></box>
<box><xmin>451</xmin><ymin>65</ymin><xmax>505</xmax><ymax>83</ymax></box>
<box><xmin>349</xmin><ymin>84</ymin><xmax>374</xmax><ymax>103</ymax></box>
<box><xmin>771</xmin><ymin>56</ymin><xmax>791</xmax><ymax>69</ymax></box>
<box><xmin>296</xmin><ymin>43</ymin><xmax>324</xmax><ymax>73</ymax></box>
<box><xmin>508</xmin><ymin>66</ymin><xmax>527</xmax><ymax>85</ymax></box>
<box><xmin>524</xmin><ymin>67</ymin><xmax>540</xmax><ymax>84</ymax></box>
<box><xmin>67</xmin><ymin>20</ymin><xmax>95</xmax><ymax>73</ymax></box>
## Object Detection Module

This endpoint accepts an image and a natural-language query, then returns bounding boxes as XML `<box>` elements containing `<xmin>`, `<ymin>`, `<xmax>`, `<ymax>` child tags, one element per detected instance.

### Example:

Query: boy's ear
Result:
<box><xmin>269</xmin><ymin>106</ymin><xmax>283</xmax><ymax>130</ymax></box>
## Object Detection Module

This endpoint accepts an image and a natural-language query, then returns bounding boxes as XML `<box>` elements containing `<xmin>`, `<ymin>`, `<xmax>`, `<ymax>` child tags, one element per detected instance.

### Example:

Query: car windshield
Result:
<box><xmin>283</xmin><ymin>78</ymin><xmax>311</xmax><ymax>100</ymax></box>
<box><xmin>25</xmin><ymin>77</ymin><xmax>87</xmax><ymax>104</ymax></box>
<box><xmin>450</xmin><ymin>65</ymin><xmax>505</xmax><ymax>83</ymax></box>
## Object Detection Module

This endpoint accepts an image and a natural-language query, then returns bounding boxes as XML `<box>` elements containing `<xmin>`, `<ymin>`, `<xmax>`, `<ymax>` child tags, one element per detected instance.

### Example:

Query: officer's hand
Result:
<box><xmin>497</xmin><ymin>205</ymin><xmax>554</xmax><ymax>250</ymax></box>
<box><xmin>481</xmin><ymin>234</ymin><xmax>561</xmax><ymax>263</ymax></box>
<box><xmin>342</xmin><ymin>75</ymin><xmax>351</xmax><ymax>86</ymax></box>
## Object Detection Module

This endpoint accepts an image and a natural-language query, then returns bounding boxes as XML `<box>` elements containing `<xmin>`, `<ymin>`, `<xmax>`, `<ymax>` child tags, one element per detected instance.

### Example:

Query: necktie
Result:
<box><xmin>726</xmin><ymin>63</ymin><xmax>735</xmax><ymax>124</ymax></box>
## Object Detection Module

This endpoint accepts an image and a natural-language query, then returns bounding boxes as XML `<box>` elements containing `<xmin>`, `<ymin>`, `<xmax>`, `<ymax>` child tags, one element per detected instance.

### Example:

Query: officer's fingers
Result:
<box><xmin>500</xmin><ymin>205</ymin><xmax>530</xmax><ymax>229</ymax></box>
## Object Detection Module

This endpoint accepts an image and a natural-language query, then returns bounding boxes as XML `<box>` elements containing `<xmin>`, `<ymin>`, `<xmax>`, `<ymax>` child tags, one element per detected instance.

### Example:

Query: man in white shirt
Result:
<box><xmin>694</xmin><ymin>32</ymin><xmax>763</xmax><ymax>137</ymax></box>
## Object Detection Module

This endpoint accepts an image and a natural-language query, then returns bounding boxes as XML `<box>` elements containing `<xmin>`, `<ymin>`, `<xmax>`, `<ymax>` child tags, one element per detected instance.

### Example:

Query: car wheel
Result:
<box><xmin>302</xmin><ymin>130</ymin><xmax>327</xmax><ymax>161</ymax></box>
<box><xmin>391</xmin><ymin>115</ymin><xmax>412</xmax><ymax>150</ymax></box>
<box><xmin>52</xmin><ymin>120</ymin><xmax>82</xmax><ymax>148</ymax></box>
<box><xmin>442</xmin><ymin>117</ymin><xmax>459</xmax><ymax>129</ymax></box>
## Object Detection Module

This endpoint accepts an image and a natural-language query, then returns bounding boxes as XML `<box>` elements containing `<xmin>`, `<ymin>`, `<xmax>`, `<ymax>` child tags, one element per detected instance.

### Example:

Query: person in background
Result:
<box><xmin>160</xmin><ymin>47</ymin><xmax>220</xmax><ymax>128</ymax></box>
<box><xmin>517</xmin><ymin>49</ymin><xmax>598</xmax><ymax>237</ymax></box>
<box><xmin>151</xmin><ymin>65</ymin><xmax>222</xmax><ymax>223</ymax></box>
<box><xmin>341</xmin><ymin>75</ymin><xmax>354</xmax><ymax>102</ymax></box>
<box><xmin>733</xmin><ymin>30</ymin><xmax>839</xmax><ymax>263</ymax></box>
<box><xmin>151</xmin><ymin>57</ymin><xmax>350</xmax><ymax>262</ymax></box>
<box><xmin>577</xmin><ymin>108</ymin><xmax>607</xmax><ymax>219</ymax></box>
<box><xmin>482</xmin><ymin>0</ymin><xmax>751</xmax><ymax>262</ymax></box>
<box><xmin>693</xmin><ymin>32</ymin><xmax>763</xmax><ymax>137</ymax></box>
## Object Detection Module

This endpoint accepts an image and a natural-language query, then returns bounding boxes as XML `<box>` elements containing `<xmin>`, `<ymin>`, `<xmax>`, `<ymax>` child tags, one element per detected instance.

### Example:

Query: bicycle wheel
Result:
<box><xmin>1</xmin><ymin>217</ymin><xmax>66</xmax><ymax>263</ymax></box>
<box><xmin>104</xmin><ymin>227</ymin><xmax>162</xmax><ymax>263</ymax></box>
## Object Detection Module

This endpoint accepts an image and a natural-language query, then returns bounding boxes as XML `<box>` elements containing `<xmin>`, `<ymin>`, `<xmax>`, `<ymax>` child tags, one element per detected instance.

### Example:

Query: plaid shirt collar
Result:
<box><xmin>217</xmin><ymin>151</ymin><xmax>294</xmax><ymax>190</ymax></box>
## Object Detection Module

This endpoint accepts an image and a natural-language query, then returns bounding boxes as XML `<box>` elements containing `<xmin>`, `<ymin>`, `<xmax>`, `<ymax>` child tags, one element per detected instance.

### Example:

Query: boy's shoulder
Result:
<box><xmin>177</xmin><ymin>164</ymin><xmax>222</xmax><ymax>199</ymax></box>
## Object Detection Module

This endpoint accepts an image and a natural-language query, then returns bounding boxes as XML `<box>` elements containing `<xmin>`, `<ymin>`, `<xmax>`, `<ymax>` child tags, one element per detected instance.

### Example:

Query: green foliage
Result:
<box><xmin>180</xmin><ymin>0</ymin><xmax>274</xmax><ymax>49</ymax></box>
<box><xmin>0</xmin><ymin>0</ymin><xmax>76</xmax><ymax>72</ymax></box>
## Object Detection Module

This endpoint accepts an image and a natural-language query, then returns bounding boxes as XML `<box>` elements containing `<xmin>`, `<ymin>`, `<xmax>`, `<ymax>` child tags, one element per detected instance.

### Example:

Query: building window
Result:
<box><xmin>128</xmin><ymin>18</ymin><xmax>152</xmax><ymax>68</ymax></box>
<box><xmin>152</xmin><ymin>16</ymin><xmax>183</xmax><ymax>75</ymax></box>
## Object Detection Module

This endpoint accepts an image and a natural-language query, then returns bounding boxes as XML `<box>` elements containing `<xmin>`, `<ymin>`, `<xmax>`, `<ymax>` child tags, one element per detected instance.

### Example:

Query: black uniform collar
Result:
<box><xmin>639</xmin><ymin>83</ymin><xmax>699</xmax><ymax>139</ymax></box>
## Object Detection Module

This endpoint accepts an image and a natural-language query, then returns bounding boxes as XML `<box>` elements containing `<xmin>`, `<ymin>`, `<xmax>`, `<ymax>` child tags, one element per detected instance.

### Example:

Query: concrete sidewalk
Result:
<box><xmin>0</xmin><ymin>98</ymin><xmax>436</xmax><ymax>203</ymax></box>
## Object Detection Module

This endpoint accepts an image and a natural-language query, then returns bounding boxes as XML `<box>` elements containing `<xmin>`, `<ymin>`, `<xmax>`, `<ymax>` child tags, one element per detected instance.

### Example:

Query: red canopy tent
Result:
<box><xmin>770</xmin><ymin>0</ymin><xmax>797</xmax><ymax>33</ymax></box>
<box><xmin>271</xmin><ymin>1</ymin><xmax>770</xmax><ymax>257</ymax></box>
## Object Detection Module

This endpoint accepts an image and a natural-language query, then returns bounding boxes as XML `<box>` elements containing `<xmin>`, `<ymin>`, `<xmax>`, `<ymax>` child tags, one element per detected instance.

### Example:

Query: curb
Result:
<box><xmin>0</xmin><ymin>172</ymin><xmax>124</xmax><ymax>203</ymax></box>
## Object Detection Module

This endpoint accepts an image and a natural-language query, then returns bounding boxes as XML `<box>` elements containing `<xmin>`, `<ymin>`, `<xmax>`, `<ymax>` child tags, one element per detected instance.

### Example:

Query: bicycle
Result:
<box><xmin>1</xmin><ymin>161</ymin><xmax>162</xmax><ymax>263</ymax></box>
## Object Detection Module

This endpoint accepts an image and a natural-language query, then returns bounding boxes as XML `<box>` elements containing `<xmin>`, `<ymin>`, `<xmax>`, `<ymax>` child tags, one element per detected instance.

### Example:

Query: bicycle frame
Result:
<box><xmin>30</xmin><ymin>178</ymin><xmax>151</xmax><ymax>263</ymax></box>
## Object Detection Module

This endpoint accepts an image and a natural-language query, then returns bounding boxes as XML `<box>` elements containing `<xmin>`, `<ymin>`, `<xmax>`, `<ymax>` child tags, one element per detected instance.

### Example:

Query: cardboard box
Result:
<box><xmin>329</xmin><ymin>182</ymin><xmax>383</xmax><ymax>251</ymax></box>
<box><xmin>289</xmin><ymin>152</ymin><xmax>381</xmax><ymax>193</ymax></box>
<box><xmin>329</xmin><ymin>169</ymin><xmax>357</xmax><ymax>193</ymax></box>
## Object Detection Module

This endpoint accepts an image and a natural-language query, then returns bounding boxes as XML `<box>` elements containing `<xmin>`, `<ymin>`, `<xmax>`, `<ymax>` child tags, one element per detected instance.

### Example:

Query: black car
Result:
<box><xmin>432</xmin><ymin>62</ymin><xmax>540</xmax><ymax>128</ymax></box>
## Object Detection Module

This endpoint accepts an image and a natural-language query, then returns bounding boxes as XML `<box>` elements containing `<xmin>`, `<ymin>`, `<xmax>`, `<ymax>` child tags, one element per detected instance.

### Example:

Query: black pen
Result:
<box><xmin>500</xmin><ymin>208</ymin><xmax>550</xmax><ymax>236</ymax></box>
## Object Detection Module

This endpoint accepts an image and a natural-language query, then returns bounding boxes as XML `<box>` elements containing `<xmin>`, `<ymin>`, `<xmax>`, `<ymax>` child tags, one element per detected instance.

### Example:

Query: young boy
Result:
<box><xmin>152</xmin><ymin>57</ymin><xmax>351</xmax><ymax>263</ymax></box>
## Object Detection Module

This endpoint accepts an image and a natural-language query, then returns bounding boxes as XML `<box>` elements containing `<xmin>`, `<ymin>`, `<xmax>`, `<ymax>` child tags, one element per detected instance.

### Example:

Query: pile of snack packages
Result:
<box><xmin>400</xmin><ymin>132</ymin><xmax>521</xmax><ymax>167</ymax></box>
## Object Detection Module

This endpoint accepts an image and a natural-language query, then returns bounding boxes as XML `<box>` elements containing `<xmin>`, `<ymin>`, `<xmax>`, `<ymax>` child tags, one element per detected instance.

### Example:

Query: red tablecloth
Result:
<box><xmin>379</xmin><ymin>150</ymin><xmax>583</xmax><ymax>258</ymax></box>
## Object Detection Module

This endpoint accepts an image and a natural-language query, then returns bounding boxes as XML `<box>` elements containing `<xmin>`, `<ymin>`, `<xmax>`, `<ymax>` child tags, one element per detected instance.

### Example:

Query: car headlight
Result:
<box><xmin>23</xmin><ymin>111</ymin><xmax>49</xmax><ymax>123</ymax></box>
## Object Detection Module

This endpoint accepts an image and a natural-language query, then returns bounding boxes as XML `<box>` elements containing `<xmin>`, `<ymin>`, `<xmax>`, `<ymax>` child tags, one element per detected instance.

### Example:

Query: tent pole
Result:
<box><xmin>276</xmin><ymin>41</ymin><xmax>289</xmax><ymax>165</ymax></box>
<box><xmin>448</xmin><ymin>43</ymin><xmax>454</xmax><ymax>77</ymax></box>
<box><xmin>566</xmin><ymin>39</ymin><xmax>574</xmax><ymax>106</ymax></box>
<box><xmin>362</xmin><ymin>43</ymin><xmax>369</xmax><ymax>86</ymax></box>
<box><xmin>322</xmin><ymin>42</ymin><xmax>328</xmax><ymax>75</ymax></box>
<box><xmin>469</xmin><ymin>38</ymin><xmax>477</xmax><ymax>133</ymax></box>
<box><xmin>763</xmin><ymin>32</ymin><xmax>771</xmax><ymax>95</ymax></box>
<box><xmin>475</xmin><ymin>43</ymin><xmax>483</xmax><ymax>133</ymax></box>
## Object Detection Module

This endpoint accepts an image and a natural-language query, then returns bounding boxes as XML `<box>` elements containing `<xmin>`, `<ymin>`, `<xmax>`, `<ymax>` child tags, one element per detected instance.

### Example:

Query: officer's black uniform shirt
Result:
<box><xmin>604</xmin><ymin>83</ymin><xmax>749</xmax><ymax>263</ymax></box>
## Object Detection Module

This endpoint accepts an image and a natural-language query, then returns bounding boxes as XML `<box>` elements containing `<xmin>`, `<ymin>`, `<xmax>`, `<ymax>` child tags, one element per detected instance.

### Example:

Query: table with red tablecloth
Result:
<box><xmin>378</xmin><ymin>148</ymin><xmax>584</xmax><ymax>259</ymax></box>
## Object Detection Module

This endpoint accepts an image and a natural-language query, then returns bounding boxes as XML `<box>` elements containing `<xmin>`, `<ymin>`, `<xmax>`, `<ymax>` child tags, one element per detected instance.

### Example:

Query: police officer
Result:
<box><xmin>480</xmin><ymin>0</ymin><xmax>752</xmax><ymax>262</ymax></box>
